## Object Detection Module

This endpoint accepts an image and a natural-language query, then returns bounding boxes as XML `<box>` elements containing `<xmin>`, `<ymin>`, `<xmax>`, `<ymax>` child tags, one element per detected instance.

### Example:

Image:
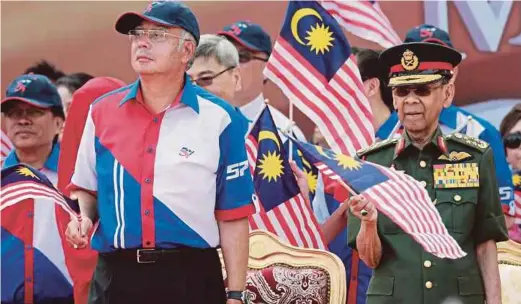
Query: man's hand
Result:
<box><xmin>65</xmin><ymin>215</ymin><xmax>93</xmax><ymax>249</ymax></box>
<box><xmin>290</xmin><ymin>161</ymin><xmax>309</xmax><ymax>199</ymax></box>
<box><xmin>347</xmin><ymin>195</ymin><xmax>377</xmax><ymax>222</ymax></box>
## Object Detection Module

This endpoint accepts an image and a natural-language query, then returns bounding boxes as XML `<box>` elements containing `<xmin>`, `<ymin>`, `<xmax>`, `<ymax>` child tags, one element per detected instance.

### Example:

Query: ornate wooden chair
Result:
<box><xmin>243</xmin><ymin>230</ymin><xmax>346</xmax><ymax>304</ymax></box>
<box><xmin>497</xmin><ymin>240</ymin><xmax>521</xmax><ymax>304</ymax></box>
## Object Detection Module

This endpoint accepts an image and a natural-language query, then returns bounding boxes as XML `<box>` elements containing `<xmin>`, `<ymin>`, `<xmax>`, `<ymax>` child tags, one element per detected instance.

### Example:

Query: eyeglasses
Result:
<box><xmin>128</xmin><ymin>29</ymin><xmax>189</xmax><ymax>43</ymax></box>
<box><xmin>238</xmin><ymin>51</ymin><xmax>268</xmax><ymax>64</ymax></box>
<box><xmin>4</xmin><ymin>107</ymin><xmax>47</xmax><ymax>119</ymax></box>
<box><xmin>192</xmin><ymin>66</ymin><xmax>235</xmax><ymax>87</ymax></box>
<box><xmin>504</xmin><ymin>131</ymin><xmax>521</xmax><ymax>149</ymax></box>
<box><xmin>392</xmin><ymin>83</ymin><xmax>445</xmax><ymax>97</ymax></box>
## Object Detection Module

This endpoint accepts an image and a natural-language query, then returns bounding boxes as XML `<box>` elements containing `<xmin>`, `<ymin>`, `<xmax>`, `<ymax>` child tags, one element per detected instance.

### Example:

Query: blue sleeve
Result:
<box><xmin>479</xmin><ymin>128</ymin><xmax>515</xmax><ymax>215</ymax></box>
<box><xmin>215</xmin><ymin>111</ymin><xmax>255</xmax><ymax>221</ymax></box>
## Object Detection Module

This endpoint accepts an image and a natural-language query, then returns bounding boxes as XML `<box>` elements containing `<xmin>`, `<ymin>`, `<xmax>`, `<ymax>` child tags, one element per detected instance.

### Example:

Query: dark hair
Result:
<box><xmin>500</xmin><ymin>103</ymin><xmax>521</xmax><ymax>137</ymax></box>
<box><xmin>24</xmin><ymin>60</ymin><xmax>66</xmax><ymax>83</ymax></box>
<box><xmin>353</xmin><ymin>47</ymin><xmax>393</xmax><ymax>111</ymax></box>
<box><xmin>55</xmin><ymin>73</ymin><xmax>94</xmax><ymax>94</ymax></box>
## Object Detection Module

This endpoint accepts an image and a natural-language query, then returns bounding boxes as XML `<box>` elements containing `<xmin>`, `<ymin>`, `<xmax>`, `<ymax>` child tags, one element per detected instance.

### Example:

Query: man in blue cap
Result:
<box><xmin>65</xmin><ymin>2</ymin><xmax>254</xmax><ymax>303</ymax></box>
<box><xmin>219</xmin><ymin>21</ymin><xmax>306</xmax><ymax>141</ymax></box>
<box><xmin>377</xmin><ymin>24</ymin><xmax>516</xmax><ymax>229</ymax></box>
<box><xmin>2</xmin><ymin>74</ymin><xmax>64</xmax><ymax>185</ymax></box>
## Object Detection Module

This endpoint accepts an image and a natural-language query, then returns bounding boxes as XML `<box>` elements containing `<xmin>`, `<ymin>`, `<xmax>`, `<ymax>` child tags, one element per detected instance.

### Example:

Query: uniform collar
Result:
<box><xmin>393</xmin><ymin>127</ymin><xmax>448</xmax><ymax>160</ymax></box>
<box><xmin>240</xmin><ymin>93</ymin><xmax>264</xmax><ymax>122</ymax></box>
<box><xmin>3</xmin><ymin>142</ymin><xmax>60</xmax><ymax>172</ymax></box>
<box><xmin>118</xmin><ymin>74</ymin><xmax>199</xmax><ymax>114</ymax></box>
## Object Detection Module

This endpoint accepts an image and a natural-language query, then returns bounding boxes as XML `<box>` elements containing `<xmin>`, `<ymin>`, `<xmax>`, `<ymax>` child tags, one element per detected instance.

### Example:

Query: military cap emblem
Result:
<box><xmin>401</xmin><ymin>49</ymin><xmax>419</xmax><ymax>71</ymax></box>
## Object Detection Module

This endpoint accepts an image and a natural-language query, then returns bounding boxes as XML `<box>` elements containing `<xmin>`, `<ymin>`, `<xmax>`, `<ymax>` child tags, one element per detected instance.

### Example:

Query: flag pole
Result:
<box><xmin>288</xmin><ymin>99</ymin><xmax>294</xmax><ymax>161</ymax></box>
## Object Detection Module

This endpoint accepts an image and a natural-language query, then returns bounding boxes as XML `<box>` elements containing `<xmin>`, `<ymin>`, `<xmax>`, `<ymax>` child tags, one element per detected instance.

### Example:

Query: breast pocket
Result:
<box><xmin>435</xmin><ymin>189</ymin><xmax>478</xmax><ymax>234</ymax></box>
<box><xmin>378</xmin><ymin>213</ymin><xmax>401</xmax><ymax>235</ymax></box>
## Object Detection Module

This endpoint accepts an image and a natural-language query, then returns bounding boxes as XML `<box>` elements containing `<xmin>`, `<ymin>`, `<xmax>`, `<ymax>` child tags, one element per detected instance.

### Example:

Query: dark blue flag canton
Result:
<box><xmin>1</xmin><ymin>164</ymin><xmax>54</xmax><ymax>188</ymax></box>
<box><xmin>1</xmin><ymin>164</ymin><xmax>79</xmax><ymax>212</ymax></box>
<box><xmin>291</xmin><ymin>139</ymin><xmax>389</xmax><ymax>194</ymax></box>
<box><xmin>279</xmin><ymin>0</ymin><xmax>352</xmax><ymax>80</ymax></box>
<box><xmin>250</xmin><ymin>107</ymin><xmax>300</xmax><ymax>212</ymax></box>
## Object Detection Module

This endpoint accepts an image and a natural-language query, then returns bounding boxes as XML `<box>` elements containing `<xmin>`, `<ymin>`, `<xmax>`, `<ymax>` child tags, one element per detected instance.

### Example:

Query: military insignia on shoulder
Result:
<box><xmin>438</xmin><ymin>151</ymin><xmax>473</xmax><ymax>162</ymax></box>
<box><xmin>444</xmin><ymin>132</ymin><xmax>489</xmax><ymax>152</ymax></box>
<box><xmin>357</xmin><ymin>138</ymin><xmax>398</xmax><ymax>157</ymax></box>
<box><xmin>401</xmin><ymin>49</ymin><xmax>419</xmax><ymax>71</ymax></box>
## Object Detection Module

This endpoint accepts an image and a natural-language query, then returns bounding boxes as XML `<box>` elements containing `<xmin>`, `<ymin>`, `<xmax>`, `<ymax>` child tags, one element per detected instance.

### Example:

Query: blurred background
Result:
<box><xmin>2</xmin><ymin>0</ymin><xmax>520</xmax><ymax>137</ymax></box>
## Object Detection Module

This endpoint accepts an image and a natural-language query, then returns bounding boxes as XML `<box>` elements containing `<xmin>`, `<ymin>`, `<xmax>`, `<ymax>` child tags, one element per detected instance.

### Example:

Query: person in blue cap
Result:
<box><xmin>1</xmin><ymin>74</ymin><xmax>64</xmax><ymax>186</ymax></box>
<box><xmin>64</xmin><ymin>2</ymin><xmax>254</xmax><ymax>303</ymax></box>
<box><xmin>377</xmin><ymin>24</ymin><xmax>516</xmax><ymax>230</ymax></box>
<box><xmin>218</xmin><ymin>21</ymin><xmax>306</xmax><ymax>142</ymax></box>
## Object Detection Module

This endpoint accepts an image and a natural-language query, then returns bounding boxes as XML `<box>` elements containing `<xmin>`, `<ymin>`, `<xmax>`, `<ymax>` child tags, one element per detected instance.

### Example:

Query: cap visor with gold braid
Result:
<box><xmin>379</xmin><ymin>42</ymin><xmax>462</xmax><ymax>87</ymax></box>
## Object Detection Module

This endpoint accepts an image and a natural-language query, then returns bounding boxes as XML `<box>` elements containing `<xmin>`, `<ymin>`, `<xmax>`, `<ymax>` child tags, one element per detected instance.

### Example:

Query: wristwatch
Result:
<box><xmin>226</xmin><ymin>290</ymin><xmax>246</xmax><ymax>303</ymax></box>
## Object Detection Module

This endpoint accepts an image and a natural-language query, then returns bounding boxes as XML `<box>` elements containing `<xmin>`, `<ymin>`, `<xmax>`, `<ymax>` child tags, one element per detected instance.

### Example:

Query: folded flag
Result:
<box><xmin>291</xmin><ymin>139</ymin><xmax>466</xmax><ymax>259</ymax></box>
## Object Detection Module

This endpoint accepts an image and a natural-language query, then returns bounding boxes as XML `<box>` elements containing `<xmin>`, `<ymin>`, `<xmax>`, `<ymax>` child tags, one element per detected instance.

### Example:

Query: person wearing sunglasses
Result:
<box><xmin>188</xmin><ymin>34</ymin><xmax>242</xmax><ymax>103</ymax></box>
<box><xmin>346</xmin><ymin>42</ymin><xmax>507</xmax><ymax>304</ymax></box>
<box><xmin>500</xmin><ymin>103</ymin><xmax>521</xmax><ymax>241</ymax></box>
<box><xmin>218</xmin><ymin>21</ymin><xmax>306</xmax><ymax>142</ymax></box>
<box><xmin>377</xmin><ymin>24</ymin><xmax>516</xmax><ymax>226</ymax></box>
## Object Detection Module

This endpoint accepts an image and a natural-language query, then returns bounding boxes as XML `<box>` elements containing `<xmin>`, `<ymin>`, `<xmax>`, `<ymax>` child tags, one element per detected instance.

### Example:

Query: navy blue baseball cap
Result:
<box><xmin>218</xmin><ymin>21</ymin><xmax>272</xmax><ymax>55</ymax></box>
<box><xmin>2</xmin><ymin>74</ymin><xmax>64</xmax><ymax>116</ymax></box>
<box><xmin>404</xmin><ymin>24</ymin><xmax>454</xmax><ymax>47</ymax></box>
<box><xmin>115</xmin><ymin>1</ymin><xmax>200</xmax><ymax>45</ymax></box>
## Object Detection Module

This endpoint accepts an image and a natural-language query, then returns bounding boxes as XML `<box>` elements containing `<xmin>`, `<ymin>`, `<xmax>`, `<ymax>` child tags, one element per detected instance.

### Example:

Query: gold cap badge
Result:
<box><xmin>401</xmin><ymin>49</ymin><xmax>419</xmax><ymax>71</ymax></box>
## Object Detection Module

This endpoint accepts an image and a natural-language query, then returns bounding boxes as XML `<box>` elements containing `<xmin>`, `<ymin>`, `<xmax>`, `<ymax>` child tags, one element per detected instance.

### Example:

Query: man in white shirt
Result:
<box><xmin>218</xmin><ymin>21</ymin><xmax>306</xmax><ymax>141</ymax></box>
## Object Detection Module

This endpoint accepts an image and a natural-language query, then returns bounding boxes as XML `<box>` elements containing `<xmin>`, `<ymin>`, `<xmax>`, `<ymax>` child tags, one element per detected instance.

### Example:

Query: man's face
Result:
<box><xmin>130</xmin><ymin>21</ymin><xmax>194</xmax><ymax>75</ymax></box>
<box><xmin>393</xmin><ymin>80</ymin><xmax>454</xmax><ymax>134</ymax></box>
<box><xmin>3</xmin><ymin>101</ymin><xmax>63</xmax><ymax>150</ymax></box>
<box><xmin>187</xmin><ymin>56</ymin><xmax>241</xmax><ymax>103</ymax></box>
<box><xmin>505</xmin><ymin>120</ymin><xmax>521</xmax><ymax>171</ymax></box>
<box><xmin>230</xmin><ymin>42</ymin><xmax>268</xmax><ymax>105</ymax></box>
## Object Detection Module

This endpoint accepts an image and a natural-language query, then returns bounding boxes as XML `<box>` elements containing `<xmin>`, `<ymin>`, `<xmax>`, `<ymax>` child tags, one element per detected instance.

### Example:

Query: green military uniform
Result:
<box><xmin>348</xmin><ymin>130</ymin><xmax>508</xmax><ymax>304</ymax></box>
<box><xmin>348</xmin><ymin>42</ymin><xmax>508</xmax><ymax>304</ymax></box>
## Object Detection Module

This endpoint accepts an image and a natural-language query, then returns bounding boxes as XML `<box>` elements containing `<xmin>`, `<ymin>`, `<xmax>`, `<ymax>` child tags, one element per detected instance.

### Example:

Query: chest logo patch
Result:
<box><xmin>433</xmin><ymin>163</ymin><xmax>479</xmax><ymax>188</ymax></box>
<box><xmin>179</xmin><ymin>147</ymin><xmax>195</xmax><ymax>158</ymax></box>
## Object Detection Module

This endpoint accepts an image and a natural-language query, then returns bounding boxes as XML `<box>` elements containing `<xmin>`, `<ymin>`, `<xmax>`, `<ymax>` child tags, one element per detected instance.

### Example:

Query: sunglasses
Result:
<box><xmin>392</xmin><ymin>83</ymin><xmax>444</xmax><ymax>97</ymax></box>
<box><xmin>504</xmin><ymin>131</ymin><xmax>521</xmax><ymax>149</ymax></box>
<box><xmin>192</xmin><ymin>66</ymin><xmax>235</xmax><ymax>87</ymax></box>
<box><xmin>238</xmin><ymin>51</ymin><xmax>268</xmax><ymax>64</ymax></box>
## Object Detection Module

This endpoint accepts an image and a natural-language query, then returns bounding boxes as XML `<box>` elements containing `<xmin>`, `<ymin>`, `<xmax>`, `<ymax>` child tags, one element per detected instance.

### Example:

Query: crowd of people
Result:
<box><xmin>1</xmin><ymin>1</ymin><xmax>520</xmax><ymax>304</ymax></box>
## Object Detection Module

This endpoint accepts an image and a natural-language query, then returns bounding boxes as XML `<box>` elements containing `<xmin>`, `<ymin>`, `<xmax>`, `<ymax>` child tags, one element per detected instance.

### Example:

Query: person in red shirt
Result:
<box><xmin>57</xmin><ymin>76</ymin><xmax>125</xmax><ymax>304</ymax></box>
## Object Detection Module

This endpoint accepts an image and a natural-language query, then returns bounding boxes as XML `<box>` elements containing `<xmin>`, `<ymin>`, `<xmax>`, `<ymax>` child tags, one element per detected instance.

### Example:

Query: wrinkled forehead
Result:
<box><xmin>189</xmin><ymin>56</ymin><xmax>227</xmax><ymax>75</ymax></box>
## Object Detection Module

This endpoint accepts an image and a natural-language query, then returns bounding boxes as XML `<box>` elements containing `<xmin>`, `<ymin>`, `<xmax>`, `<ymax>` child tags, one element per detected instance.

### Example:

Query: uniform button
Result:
<box><xmin>424</xmin><ymin>260</ymin><xmax>432</xmax><ymax>268</ymax></box>
<box><xmin>145</xmin><ymin>241</ymin><xmax>151</xmax><ymax>246</ymax></box>
<box><xmin>153</xmin><ymin>117</ymin><xmax>159</xmax><ymax>123</ymax></box>
<box><xmin>146</xmin><ymin>147</ymin><xmax>154</xmax><ymax>153</ymax></box>
<box><xmin>26</xmin><ymin>245</ymin><xmax>32</xmax><ymax>250</ymax></box>
<box><xmin>26</xmin><ymin>277</ymin><xmax>32</xmax><ymax>283</ymax></box>
<box><xmin>420</xmin><ymin>181</ymin><xmax>427</xmax><ymax>188</ymax></box>
<box><xmin>425</xmin><ymin>281</ymin><xmax>433</xmax><ymax>289</ymax></box>
<box><xmin>145</xmin><ymin>178</ymin><xmax>151</xmax><ymax>183</ymax></box>
<box><xmin>144</xmin><ymin>209</ymin><xmax>150</xmax><ymax>216</ymax></box>
<box><xmin>27</xmin><ymin>211</ymin><xmax>33</xmax><ymax>218</ymax></box>
<box><xmin>454</xmin><ymin>194</ymin><xmax>462</xmax><ymax>202</ymax></box>
<box><xmin>419</xmin><ymin>160</ymin><xmax>427</xmax><ymax>168</ymax></box>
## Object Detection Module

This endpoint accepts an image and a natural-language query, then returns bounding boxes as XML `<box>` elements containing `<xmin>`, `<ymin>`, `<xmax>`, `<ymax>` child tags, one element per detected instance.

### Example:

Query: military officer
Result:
<box><xmin>347</xmin><ymin>42</ymin><xmax>508</xmax><ymax>304</ymax></box>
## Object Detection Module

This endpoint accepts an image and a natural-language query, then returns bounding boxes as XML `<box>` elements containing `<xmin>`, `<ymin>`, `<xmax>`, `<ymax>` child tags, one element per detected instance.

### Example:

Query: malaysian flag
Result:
<box><xmin>322</xmin><ymin>0</ymin><xmax>401</xmax><ymax>48</ymax></box>
<box><xmin>264</xmin><ymin>0</ymin><xmax>374</xmax><ymax>155</ymax></box>
<box><xmin>1</xmin><ymin>164</ymin><xmax>81</xmax><ymax>303</ymax></box>
<box><xmin>246</xmin><ymin>106</ymin><xmax>327</xmax><ymax>250</ymax></box>
<box><xmin>1</xmin><ymin>129</ymin><xmax>13</xmax><ymax>167</ymax></box>
<box><xmin>291</xmin><ymin>139</ymin><xmax>466</xmax><ymax>259</ymax></box>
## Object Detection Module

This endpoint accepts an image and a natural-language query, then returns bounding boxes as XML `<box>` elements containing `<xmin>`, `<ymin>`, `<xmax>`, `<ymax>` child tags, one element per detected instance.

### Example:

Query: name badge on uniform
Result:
<box><xmin>433</xmin><ymin>163</ymin><xmax>479</xmax><ymax>188</ymax></box>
